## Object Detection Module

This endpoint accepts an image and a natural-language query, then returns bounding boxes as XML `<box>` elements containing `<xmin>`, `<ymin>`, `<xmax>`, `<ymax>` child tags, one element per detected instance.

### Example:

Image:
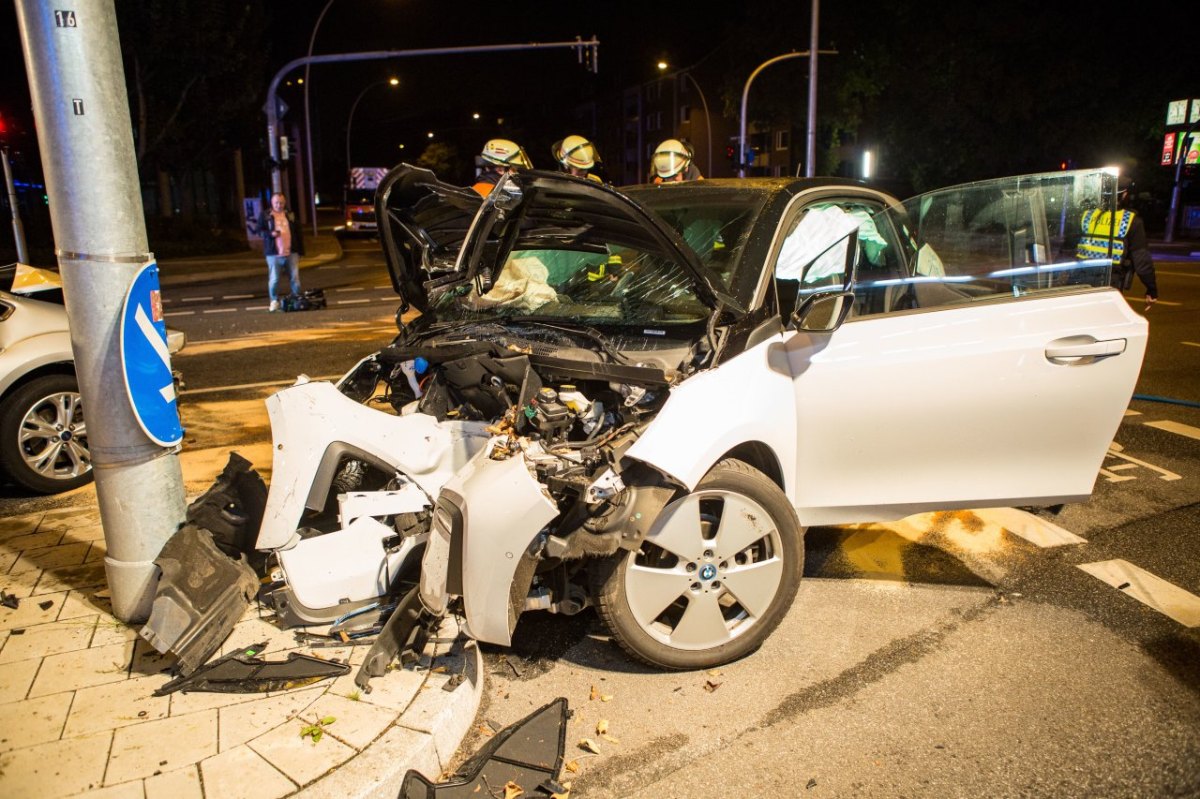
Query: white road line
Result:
<box><xmin>181</xmin><ymin>296</ymin><xmax>213</xmax><ymax>302</ymax></box>
<box><xmin>1124</xmin><ymin>409</ymin><xmax>1142</xmax><ymax>417</ymax></box>
<box><xmin>180</xmin><ymin>374</ymin><xmax>342</xmax><ymax>396</ymax></box>
<box><xmin>975</xmin><ymin>507</ymin><xmax>1087</xmax><ymax>547</ymax></box>
<box><xmin>334</xmin><ymin>287</ymin><xmax>366</xmax><ymax>292</ymax></box>
<box><xmin>246</xmin><ymin>305</ymin><xmax>269</xmax><ymax>311</ymax></box>
<box><xmin>1077</xmin><ymin>560</ymin><xmax>1200</xmax><ymax>627</ymax></box>
<box><xmin>224</xmin><ymin>294</ymin><xmax>254</xmax><ymax>300</ymax></box>
<box><xmin>1153</xmin><ymin>300</ymin><xmax>1183</xmax><ymax>306</ymax></box>
<box><xmin>164</xmin><ymin>310</ymin><xmax>195</xmax><ymax>317</ymax></box>
<box><xmin>1184</xmin><ymin>342</ymin><xmax>1200</xmax><ymax>348</ymax></box>
<box><xmin>318</xmin><ymin>265</ymin><xmax>340</xmax><ymax>270</ymax></box>
<box><xmin>337</xmin><ymin>298</ymin><xmax>371</xmax><ymax>305</ymax></box>
<box><xmin>1145</xmin><ymin>420</ymin><xmax>1200</xmax><ymax>441</ymax></box>
<box><xmin>1102</xmin><ymin>447</ymin><xmax>1182</xmax><ymax>481</ymax></box>
<box><xmin>203</xmin><ymin>308</ymin><xmax>238</xmax><ymax>314</ymax></box>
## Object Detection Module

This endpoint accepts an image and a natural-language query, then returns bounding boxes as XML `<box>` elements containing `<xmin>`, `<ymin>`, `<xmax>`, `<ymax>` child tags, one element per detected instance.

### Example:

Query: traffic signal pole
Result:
<box><xmin>14</xmin><ymin>1</ymin><xmax>186</xmax><ymax>622</ymax></box>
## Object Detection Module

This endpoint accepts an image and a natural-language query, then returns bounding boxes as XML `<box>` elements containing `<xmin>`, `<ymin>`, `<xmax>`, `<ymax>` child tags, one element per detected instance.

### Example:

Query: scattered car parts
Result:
<box><xmin>153</xmin><ymin>640</ymin><xmax>349</xmax><ymax>695</ymax></box>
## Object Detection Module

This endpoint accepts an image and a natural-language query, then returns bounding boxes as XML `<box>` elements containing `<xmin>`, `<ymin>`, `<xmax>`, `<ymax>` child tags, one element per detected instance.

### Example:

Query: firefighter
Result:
<box><xmin>552</xmin><ymin>135</ymin><xmax>603</xmax><ymax>183</ymax></box>
<box><xmin>651</xmin><ymin>138</ymin><xmax>703</xmax><ymax>183</ymax></box>
<box><xmin>472</xmin><ymin>138</ymin><xmax>532</xmax><ymax>197</ymax></box>
<box><xmin>1076</xmin><ymin>177</ymin><xmax>1158</xmax><ymax>307</ymax></box>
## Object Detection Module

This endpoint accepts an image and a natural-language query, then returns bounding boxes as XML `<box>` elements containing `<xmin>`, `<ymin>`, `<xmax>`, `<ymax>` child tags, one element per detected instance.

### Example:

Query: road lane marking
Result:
<box><xmin>1145</xmin><ymin>420</ymin><xmax>1200</xmax><ymax>441</ymax></box>
<box><xmin>164</xmin><ymin>311</ymin><xmax>195</xmax><ymax>317</ymax></box>
<box><xmin>1077</xmin><ymin>560</ymin><xmax>1200</xmax><ymax>627</ymax></box>
<box><xmin>180</xmin><ymin>374</ymin><xmax>342</xmax><ymax>396</ymax></box>
<box><xmin>1124</xmin><ymin>409</ymin><xmax>1142</xmax><ymax>417</ymax></box>
<box><xmin>1101</xmin><ymin>446</ymin><xmax>1181</xmax><ymax>482</ymax></box>
<box><xmin>374</xmin><ymin>284</ymin><xmax>392</xmax><ymax>290</ymax></box>
<box><xmin>973</xmin><ymin>507</ymin><xmax>1087</xmax><ymax>547</ymax></box>
<box><xmin>224</xmin><ymin>294</ymin><xmax>254</xmax><ymax>300</ymax></box>
<box><xmin>334</xmin><ymin>287</ymin><xmax>366</xmax><ymax>292</ymax></box>
<box><xmin>1157</xmin><ymin>271</ymin><xmax>1200</xmax><ymax>277</ymax></box>
<box><xmin>337</xmin><ymin>299</ymin><xmax>371</xmax><ymax>305</ymax></box>
<box><xmin>203</xmin><ymin>308</ymin><xmax>238</xmax><ymax>314</ymax></box>
<box><xmin>1184</xmin><ymin>342</ymin><xmax>1200</xmax><ymax>348</ymax></box>
<box><xmin>181</xmin><ymin>296</ymin><xmax>213</xmax><ymax>302</ymax></box>
<box><xmin>246</xmin><ymin>305</ymin><xmax>269</xmax><ymax>311</ymax></box>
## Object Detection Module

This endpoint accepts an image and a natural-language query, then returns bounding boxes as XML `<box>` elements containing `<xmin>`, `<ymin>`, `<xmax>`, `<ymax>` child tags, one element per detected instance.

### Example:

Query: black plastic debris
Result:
<box><xmin>399</xmin><ymin>697</ymin><xmax>568</xmax><ymax>799</ymax></box>
<box><xmin>355</xmin><ymin>585</ymin><xmax>434</xmax><ymax>693</ymax></box>
<box><xmin>1</xmin><ymin>591</ymin><xmax>19</xmax><ymax>609</ymax></box>
<box><xmin>154</xmin><ymin>641</ymin><xmax>349</xmax><ymax>696</ymax></box>
<box><xmin>139</xmin><ymin>454</ymin><xmax>267</xmax><ymax>676</ymax></box>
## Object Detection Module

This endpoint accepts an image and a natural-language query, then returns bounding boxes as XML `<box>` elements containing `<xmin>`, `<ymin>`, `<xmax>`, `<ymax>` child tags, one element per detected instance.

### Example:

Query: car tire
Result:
<box><xmin>0</xmin><ymin>373</ymin><xmax>93</xmax><ymax>494</ymax></box>
<box><xmin>593</xmin><ymin>459</ymin><xmax>804</xmax><ymax>670</ymax></box>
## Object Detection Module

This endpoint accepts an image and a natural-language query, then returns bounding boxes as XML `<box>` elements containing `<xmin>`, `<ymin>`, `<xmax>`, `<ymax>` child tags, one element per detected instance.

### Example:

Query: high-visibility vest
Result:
<box><xmin>1077</xmin><ymin>208</ymin><xmax>1134</xmax><ymax>262</ymax></box>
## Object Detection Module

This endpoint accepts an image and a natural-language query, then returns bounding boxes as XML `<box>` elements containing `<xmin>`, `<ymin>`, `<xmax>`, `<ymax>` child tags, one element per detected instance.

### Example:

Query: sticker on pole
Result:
<box><xmin>120</xmin><ymin>262</ymin><xmax>183</xmax><ymax>447</ymax></box>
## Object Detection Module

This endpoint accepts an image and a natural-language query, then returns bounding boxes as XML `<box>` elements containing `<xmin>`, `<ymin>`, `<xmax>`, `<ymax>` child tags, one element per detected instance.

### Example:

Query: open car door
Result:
<box><xmin>782</xmin><ymin>169</ymin><xmax>1147</xmax><ymax>525</ymax></box>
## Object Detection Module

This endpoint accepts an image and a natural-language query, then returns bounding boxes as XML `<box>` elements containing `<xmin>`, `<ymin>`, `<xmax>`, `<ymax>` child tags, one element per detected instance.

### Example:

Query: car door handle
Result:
<box><xmin>1045</xmin><ymin>336</ymin><xmax>1126</xmax><ymax>363</ymax></box>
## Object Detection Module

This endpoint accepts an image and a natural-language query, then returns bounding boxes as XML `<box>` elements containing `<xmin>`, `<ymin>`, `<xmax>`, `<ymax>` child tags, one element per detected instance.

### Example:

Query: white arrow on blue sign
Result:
<box><xmin>120</xmin><ymin>262</ymin><xmax>183</xmax><ymax>447</ymax></box>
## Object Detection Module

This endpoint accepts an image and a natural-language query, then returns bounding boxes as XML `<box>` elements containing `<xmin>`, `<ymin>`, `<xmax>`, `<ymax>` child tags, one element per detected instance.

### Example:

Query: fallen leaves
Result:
<box><xmin>502</xmin><ymin>780</ymin><xmax>523</xmax><ymax>799</ymax></box>
<box><xmin>578</xmin><ymin>737</ymin><xmax>601</xmax><ymax>755</ymax></box>
<box><xmin>564</xmin><ymin>760</ymin><xmax>580</xmax><ymax>773</ymax></box>
<box><xmin>703</xmin><ymin>680</ymin><xmax>722</xmax><ymax>693</ymax></box>
<box><xmin>299</xmin><ymin>716</ymin><xmax>336</xmax><ymax>744</ymax></box>
<box><xmin>588</xmin><ymin>684</ymin><xmax>613</xmax><ymax>702</ymax></box>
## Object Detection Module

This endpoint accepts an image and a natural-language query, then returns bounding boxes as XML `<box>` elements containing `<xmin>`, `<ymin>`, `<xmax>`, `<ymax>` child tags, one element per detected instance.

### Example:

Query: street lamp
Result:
<box><xmin>345</xmin><ymin>78</ymin><xmax>400</xmax><ymax>174</ymax></box>
<box><xmin>738</xmin><ymin>48</ymin><xmax>836</xmax><ymax>178</ymax></box>
<box><xmin>658</xmin><ymin>61</ymin><xmax>713</xmax><ymax>177</ymax></box>
<box><xmin>303</xmin><ymin>0</ymin><xmax>336</xmax><ymax>236</ymax></box>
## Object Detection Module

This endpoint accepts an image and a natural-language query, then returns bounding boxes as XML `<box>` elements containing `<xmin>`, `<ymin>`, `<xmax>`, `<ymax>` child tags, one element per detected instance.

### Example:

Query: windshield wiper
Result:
<box><xmin>508</xmin><ymin>316</ymin><xmax>633</xmax><ymax>365</ymax></box>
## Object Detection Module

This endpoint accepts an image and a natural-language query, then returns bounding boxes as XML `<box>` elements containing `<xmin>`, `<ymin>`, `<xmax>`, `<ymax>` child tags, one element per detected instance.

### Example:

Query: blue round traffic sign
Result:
<box><xmin>120</xmin><ymin>262</ymin><xmax>183</xmax><ymax>447</ymax></box>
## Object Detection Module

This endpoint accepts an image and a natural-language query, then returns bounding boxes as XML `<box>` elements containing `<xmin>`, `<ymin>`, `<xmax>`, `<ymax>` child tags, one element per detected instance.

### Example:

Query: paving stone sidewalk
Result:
<box><xmin>0</xmin><ymin>506</ymin><xmax>482</xmax><ymax>799</ymax></box>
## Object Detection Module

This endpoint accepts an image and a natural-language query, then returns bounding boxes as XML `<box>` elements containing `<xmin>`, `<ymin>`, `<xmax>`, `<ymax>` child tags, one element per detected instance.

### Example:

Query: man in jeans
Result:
<box><xmin>260</xmin><ymin>192</ymin><xmax>305</xmax><ymax>312</ymax></box>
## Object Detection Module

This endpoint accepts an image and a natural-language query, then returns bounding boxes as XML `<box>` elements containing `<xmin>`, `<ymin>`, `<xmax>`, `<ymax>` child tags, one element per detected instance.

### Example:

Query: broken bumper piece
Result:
<box><xmin>139</xmin><ymin>524</ymin><xmax>259</xmax><ymax>676</ymax></box>
<box><xmin>153</xmin><ymin>641</ymin><xmax>349</xmax><ymax>695</ymax></box>
<box><xmin>399</xmin><ymin>697</ymin><xmax>568</xmax><ymax>798</ymax></box>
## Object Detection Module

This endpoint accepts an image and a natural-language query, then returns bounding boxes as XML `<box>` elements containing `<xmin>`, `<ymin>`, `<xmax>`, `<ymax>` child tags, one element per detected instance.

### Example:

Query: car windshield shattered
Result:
<box><xmin>426</xmin><ymin>184</ymin><xmax>767</xmax><ymax>329</ymax></box>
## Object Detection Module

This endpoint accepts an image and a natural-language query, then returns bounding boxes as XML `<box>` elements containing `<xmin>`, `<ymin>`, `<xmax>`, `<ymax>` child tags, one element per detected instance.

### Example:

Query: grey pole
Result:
<box><xmin>805</xmin><ymin>0</ymin><xmax>820</xmax><ymax>177</ymax></box>
<box><xmin>14</xmin><ymin>1</ymin><xmax>186</xmax><ymax>622</ymax></box>
<box><xmin>303</xmin><ymin>0</ymin><xmax>336</xmax><ymax>238</ymax></box>
<box><xmin>1</xmin><ymin>147</ymin><xmax>29</xmax><ymax>264</ymax></box>
<box><xmin>739</xmin><ymin>49</ymin><xmax>836</xmax><ymax>178</ymax></box>
<box><xmin>267</xmin><ymin>39</ymin><xmax>600</xmax><ymax>194</ymax></box>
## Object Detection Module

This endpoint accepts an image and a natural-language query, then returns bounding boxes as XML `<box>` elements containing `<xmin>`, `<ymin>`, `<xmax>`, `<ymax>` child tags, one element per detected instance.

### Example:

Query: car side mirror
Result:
<box><xmin>791</xmin><ymin>290</ymin><xmax>854</xmax><ymax>332</ymax></box>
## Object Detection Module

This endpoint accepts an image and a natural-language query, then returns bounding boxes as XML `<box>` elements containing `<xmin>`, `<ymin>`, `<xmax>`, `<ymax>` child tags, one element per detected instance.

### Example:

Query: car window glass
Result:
<box><xmin>874</xmin><ymin>169</ymin><xmax>1118</xmax><ymax>311</ymax></box>
<box><xmin>772</xmin><ymin>200</ymin><xmax>905</xmax><ymax>320</ymax></box>
<box><xmin>429</xmin><ymin>244</ymin><xmax>709</xmax><ymax>326</ymax></box>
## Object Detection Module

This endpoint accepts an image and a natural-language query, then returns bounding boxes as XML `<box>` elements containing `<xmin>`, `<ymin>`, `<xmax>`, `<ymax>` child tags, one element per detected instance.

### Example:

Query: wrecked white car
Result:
<box><xmin>142</xmin><ymin>166</ymin><xmax>1146</xmax><ymax>688</ymax></box>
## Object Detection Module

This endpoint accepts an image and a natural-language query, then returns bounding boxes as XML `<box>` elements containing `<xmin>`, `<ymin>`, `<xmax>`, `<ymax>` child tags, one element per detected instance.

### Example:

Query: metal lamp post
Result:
<box><xmin>303</xmin><ymin>0</ymin><xmax>336</xmax><ymax>237</ymax></box>
<box><xmin>738</xmin><ymin>48</ymin><xmax>836</xmax><ymax>178</ymax></box>
<box><xmin>658</xmin><ymin>63</ymin><xmax>713</xmax><ymax>177</ymax></box>
<box><xmin>346</xmin><ymin>78</ymin><xmax>399</xmax><ymax>174</ymax></box>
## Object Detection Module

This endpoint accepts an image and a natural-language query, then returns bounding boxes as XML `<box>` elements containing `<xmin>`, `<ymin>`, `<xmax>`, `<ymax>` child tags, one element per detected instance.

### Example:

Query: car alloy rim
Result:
<box><xmin>623</xmin><ymin>489</ymin><xmax>784</xmax><ymax>651</ymax></box>
<box><xmin>18</xmin><ymin>390</ymin><xmax>90</xmax><ymax>480</ymax></box>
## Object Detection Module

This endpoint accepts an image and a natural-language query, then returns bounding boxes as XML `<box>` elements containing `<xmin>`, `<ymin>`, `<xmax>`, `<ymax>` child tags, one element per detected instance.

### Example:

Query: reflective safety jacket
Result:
<box><xmin>1076</xmin><ymin>208</ymin><xmax>1135</xmax><ymax>262</ymax></box>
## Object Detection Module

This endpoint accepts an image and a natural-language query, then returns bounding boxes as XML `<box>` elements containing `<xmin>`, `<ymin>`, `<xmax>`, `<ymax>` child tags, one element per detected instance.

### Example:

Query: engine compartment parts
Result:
<box><xmin>153</xmin><ymin>641</ymin><xmax>349</xmax><ymax>696</ymax></box>
<box><xmin>399</xmin><ymin>697</ymin><xmax>568</xmax><ymax>799</ymax></box>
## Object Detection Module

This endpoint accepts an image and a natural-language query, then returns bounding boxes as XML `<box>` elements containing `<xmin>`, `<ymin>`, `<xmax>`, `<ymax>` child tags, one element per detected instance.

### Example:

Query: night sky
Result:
<box><xmin>0</xmin><ymin>1</ymin><xmax>1194</xmax><ymax>207</ymax></box>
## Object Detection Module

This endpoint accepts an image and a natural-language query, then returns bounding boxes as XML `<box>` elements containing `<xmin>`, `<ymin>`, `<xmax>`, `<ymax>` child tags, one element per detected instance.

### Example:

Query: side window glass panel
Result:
<box><xmin>878</xmin><ymin>170</ymin><xmax>1117</xmax><ymax>310</ymax></box>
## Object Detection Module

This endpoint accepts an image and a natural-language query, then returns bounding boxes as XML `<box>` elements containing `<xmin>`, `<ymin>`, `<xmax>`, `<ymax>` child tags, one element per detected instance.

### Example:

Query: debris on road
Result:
<box><xmin>153</xmin><ymin>642</ymin><xmax>349</xmax><ymax>695</ymax></box>
<box><xmin>400</xmin><ymin>698</ymin><xmax>568</xmax><ymax>799</ymax></box>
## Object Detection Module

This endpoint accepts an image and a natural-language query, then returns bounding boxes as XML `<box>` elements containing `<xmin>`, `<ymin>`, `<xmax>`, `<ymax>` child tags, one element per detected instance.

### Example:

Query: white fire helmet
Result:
<box><xmin>652</xmin><ymin>139</ymin><xmax>693</xmax><ymax>179</ymax></box>
<box><xmin>555</xmin><ymin>135</ymin><xmax>597</xmax><ymax>170</ymax></box>
<box><xmin>480</xmin><ymin>138</ymin><xmax>532</xmax><ymax>169</ymax></box>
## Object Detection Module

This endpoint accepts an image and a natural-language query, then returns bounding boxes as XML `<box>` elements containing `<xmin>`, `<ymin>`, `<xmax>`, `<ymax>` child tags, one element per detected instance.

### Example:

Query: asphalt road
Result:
<box><xmin>2</xmin><ymin>242</ymin><xmax>1198</xmax><ymax>797</ymax></box>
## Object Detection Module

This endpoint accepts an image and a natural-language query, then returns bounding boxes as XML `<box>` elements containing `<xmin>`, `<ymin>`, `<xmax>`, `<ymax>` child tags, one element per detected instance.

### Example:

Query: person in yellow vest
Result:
<box><xmin>552</xmin><ymin>135</ymin><xmax>603</xmax><ymax>183</ymax></box>
<box><xmin>471</xmin><ymin>138</ymin><xmax>532</xmax><ymax>197</ymax></box>
<box><xmin>650</xmin><ymin>139</ymin><xmax>703</xmax><ymax>183</ymax></box>
<box><xmin>1076</xmin><ymin>179</ymin><xmax>1157</xmax><ymax>306</ymax></box>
